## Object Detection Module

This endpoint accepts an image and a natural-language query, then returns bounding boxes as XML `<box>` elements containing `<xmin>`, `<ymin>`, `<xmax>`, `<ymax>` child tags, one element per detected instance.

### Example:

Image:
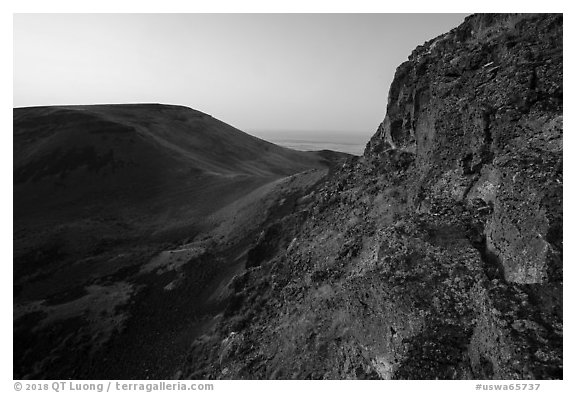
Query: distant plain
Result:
<box><xmin>251</xmin><ymin>130</ymin><xmax>372</xmax><ymax>156</ymax></box>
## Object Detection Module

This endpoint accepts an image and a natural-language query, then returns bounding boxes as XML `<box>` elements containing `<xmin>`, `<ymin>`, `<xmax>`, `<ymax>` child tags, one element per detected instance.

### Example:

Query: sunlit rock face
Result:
<box><xmin>181</xmin><ymin>14</ymin><xmax>562</xmax><ymax>380</ymax></box>
<box><xmin>365</xmin><ymin>14</ymin><xmax>562</xmax><ymax>286</ymax></box>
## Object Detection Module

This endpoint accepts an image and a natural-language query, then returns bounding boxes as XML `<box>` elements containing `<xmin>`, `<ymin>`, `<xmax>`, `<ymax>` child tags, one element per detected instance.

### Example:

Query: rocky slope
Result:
<box><xmin>13</xmin><ymin>104</ymin><xmax>349</xmax><ymax>379</ymax></box>
<box><xmin>180</xmin><ymin>14</ymin><xmax>562</xmax><ymax>379</ymax></box>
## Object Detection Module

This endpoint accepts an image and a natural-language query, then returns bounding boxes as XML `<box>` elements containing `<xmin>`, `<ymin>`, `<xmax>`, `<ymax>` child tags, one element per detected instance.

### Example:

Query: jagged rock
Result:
<box><xmin>181</xmin><ymin>14</ymin><xmax>562</xmax><ymax>380</ymax></box>
<box><xmin>365</xmin><ymin>13</ymin><xmax>562</xmax><ymax>285</ymax></box>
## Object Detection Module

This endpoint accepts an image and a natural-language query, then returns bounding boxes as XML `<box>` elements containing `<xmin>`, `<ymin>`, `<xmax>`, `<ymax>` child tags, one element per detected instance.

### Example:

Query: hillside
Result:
<box><xmin>14</xmin><ymin>104</ymin><xmax>337</xmax><ymax>220</ymax></box>
<box><xmin>13</xmin><ymin>104</ymin><xmax>348</xmax><ymax>379</ymax></box>
<box><xmin>14</xmin><ymin>104</ymin><xmax>343</xmax><ymax>269</ymax></box>
<box><xmin>178</xmin><ymin>14</ymin><xmax>563</xmax><ymax>380</ymax></box>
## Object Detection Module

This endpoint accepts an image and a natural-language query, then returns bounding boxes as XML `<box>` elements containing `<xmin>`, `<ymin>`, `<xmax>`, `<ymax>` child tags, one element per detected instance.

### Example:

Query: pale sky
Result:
<box><xmin>14</xmin><ymin>13</ymin><xmax>467</xmax><ymax>136</ymax></box>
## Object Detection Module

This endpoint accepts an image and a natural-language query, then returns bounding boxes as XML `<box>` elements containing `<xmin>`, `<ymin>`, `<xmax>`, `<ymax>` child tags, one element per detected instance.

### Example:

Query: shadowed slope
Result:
<box><xmin>13</xmin><ymin>103</ymin><xmax>350</xmax><ymax>379</ymax></box>
<box><xmin>13</xmin><ymin>103</ymin><xmax>348</xmax><ymax>287</ymax></box>
<box><xmin>14</xmin><ymin>104</ymin><xmax>335</xmax><ymax>218</ymax></box>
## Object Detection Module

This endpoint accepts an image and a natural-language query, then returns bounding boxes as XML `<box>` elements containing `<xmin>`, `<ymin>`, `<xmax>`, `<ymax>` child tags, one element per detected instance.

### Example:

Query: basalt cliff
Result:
<box><xmin>181</xmin><ymin>14</ymin><xmax>563</xmax><ymax>379</ymax></box>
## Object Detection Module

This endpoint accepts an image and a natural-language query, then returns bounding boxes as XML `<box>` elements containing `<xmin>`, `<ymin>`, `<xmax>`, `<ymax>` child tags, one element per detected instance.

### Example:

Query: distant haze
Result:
<box><xmin>14</xmin><ymin>13</ymin><xmax>467</xmax><ymax>138</ymax></box>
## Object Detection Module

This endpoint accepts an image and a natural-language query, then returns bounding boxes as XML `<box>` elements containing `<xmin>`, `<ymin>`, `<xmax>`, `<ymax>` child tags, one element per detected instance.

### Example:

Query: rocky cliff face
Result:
<box><xmin>365</xmin><ymin>13</ymin><xmax>562</xmax><ymax>286</ymax></box>
<box><xmin>181</xmin><ymin>14</ymin><xmax>562</xmax><ymax>380</ymax></box>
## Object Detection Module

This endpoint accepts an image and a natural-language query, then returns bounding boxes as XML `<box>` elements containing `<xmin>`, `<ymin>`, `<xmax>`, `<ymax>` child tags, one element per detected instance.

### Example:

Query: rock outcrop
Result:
<box><xmin>365</xmin><ymin>13</ymin><xmax>562</xmax><ymax>286</ymax></box>
<box><xmin>181</xmin><ymin>14</ymin><xmax>562</xmax><ymax>379</ymax></box>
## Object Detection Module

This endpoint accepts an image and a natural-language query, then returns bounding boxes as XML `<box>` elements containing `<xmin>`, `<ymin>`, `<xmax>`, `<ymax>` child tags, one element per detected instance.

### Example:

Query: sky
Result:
<box><xmin>14</xmin><ymin>13</ymin><xmax>468</xmax><ymax>137</ymax></box>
